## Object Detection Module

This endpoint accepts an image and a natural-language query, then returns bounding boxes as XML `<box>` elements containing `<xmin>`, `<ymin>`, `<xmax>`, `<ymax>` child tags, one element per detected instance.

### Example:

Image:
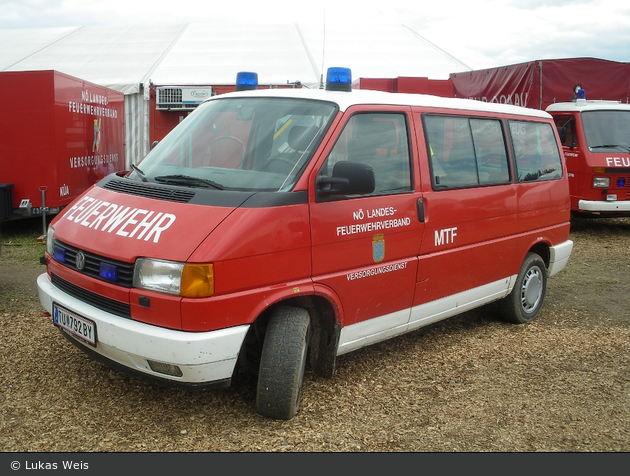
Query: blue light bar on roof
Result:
<box><xmin>325</xmin><ymin>67</ymin><xmax>352</xmax><ymax>92</ymax></box>
<box><xmin>577</xmin><ymin>88</ymin><xmax>586</xmax><ymax>99</ymax></box>
<box><xmin>235</xmin><ymin>71</ymin><xmax>258</xmax><ymax>91</ymax></box>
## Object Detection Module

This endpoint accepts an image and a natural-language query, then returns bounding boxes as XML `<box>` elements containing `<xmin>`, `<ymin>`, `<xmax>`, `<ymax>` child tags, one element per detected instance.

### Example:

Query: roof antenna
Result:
<box><xmin>319</xmin><ymin>10</ymin><xmax>326</xmax><ymax>89</ymax></box>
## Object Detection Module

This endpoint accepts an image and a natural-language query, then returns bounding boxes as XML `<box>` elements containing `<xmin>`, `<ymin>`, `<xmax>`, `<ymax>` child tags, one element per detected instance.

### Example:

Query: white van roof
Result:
<box><xmin>211</xmin><ymin>88</ymin><xmax>552</xmax><ymax>119</ymax></box>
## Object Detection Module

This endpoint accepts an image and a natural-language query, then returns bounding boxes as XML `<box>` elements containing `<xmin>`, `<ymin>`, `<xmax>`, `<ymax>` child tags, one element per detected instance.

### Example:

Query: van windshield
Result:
<box><xmin>133</xmin><ymin>97</ymin><xmax>337</xmax><ymax>191</ymax></box>
<box><xmin>582</xmin><ymin>110</ymin><xmax>630</xmax><ymax>153</ymax></box>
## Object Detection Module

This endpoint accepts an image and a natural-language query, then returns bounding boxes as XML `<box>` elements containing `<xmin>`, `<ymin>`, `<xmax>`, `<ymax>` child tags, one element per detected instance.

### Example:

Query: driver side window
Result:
<box><xmin>320</xmin><ymin>113</ymin><xmax>412</xmax><ymax>196</ymax></box>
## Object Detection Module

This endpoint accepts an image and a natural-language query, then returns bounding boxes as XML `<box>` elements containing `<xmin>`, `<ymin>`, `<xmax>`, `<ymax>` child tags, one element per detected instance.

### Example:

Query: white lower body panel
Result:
<box><xmin>337</xmin><ymin>276</ymin><xmax>516</xmax><ymax>356</ymax></box>
<box><xmin>37</xmin><ymin>273</ymin><xmax>248</xmax><ymax>385</ymax></box>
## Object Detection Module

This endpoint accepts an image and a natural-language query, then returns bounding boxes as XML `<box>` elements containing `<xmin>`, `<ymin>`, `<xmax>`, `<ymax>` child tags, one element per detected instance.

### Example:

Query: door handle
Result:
<box><xmin>417</xmin><ymin>198</ymin><xmax>425</xmax><ymax>223</ymax></box>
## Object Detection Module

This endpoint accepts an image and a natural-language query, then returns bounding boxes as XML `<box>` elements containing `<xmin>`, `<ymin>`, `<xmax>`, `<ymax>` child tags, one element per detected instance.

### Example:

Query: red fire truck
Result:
<box><xmin>38</xmin><ymin>68</ymin><xmax>573</xmax><ymax>420</ymax></box>
<box><xmin>0</xmin><ymin>70</ymin><xmax>125</xmax><ymax>233</ymax></box>
<box><xmin>547</xmin><ymin>88</ymin><xmax>630</xmax><ymax>217</ymax></box>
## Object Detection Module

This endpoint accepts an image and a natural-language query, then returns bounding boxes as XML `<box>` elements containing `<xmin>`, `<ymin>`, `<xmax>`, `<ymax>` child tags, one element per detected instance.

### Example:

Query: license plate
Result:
<box><xmin>53</xmin><ymin>303</ymin><xmax>97</xmax><ymax>347</ymax></box>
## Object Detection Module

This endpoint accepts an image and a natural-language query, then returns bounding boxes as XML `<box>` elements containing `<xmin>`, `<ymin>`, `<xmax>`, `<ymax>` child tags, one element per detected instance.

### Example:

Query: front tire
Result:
<box><xmin>256</xmin><ymin>306</ymin><xmax>310</xmax><ymax>420</ymax></box>
<box><xmin>499</xmin><ymin>252</ymin><xmax>547</xmax><ymax>324</ymax></box>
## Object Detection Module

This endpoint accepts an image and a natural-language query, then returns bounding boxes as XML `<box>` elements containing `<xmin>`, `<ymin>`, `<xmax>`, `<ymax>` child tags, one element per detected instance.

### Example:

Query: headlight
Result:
<box><xmin>46</xmin><ymin>225</ymin><xmax>68</xmax><ymax>263</ymax></box>
<box><xmin>593</xmin><ymin>177</ymin><xmax>610</xmax><ymax>188</ymax></box>
<box><xmin>46</xmin><ymin>226</ymin><xmax>55</xmax><ymax>256</ymax></box>
<box><xmin>133</xmin><ymin>258</ymin><xmax>214</xmax><ymax>297</ymax></box>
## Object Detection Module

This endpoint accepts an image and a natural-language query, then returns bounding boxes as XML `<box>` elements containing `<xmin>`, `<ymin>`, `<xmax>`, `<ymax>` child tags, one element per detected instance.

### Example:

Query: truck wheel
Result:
<box><xmin>500</xmin><ymin>252</ymin><xmax>547</xmax><ymax>324</ymax></box>
<box><xmin>256</xmin><ymin>306</ymin><xmax>310</xmax><ymax>420</ymax></box>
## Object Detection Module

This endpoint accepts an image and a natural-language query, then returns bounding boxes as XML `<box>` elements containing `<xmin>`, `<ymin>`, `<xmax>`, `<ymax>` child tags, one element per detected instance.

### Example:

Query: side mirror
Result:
<box><xmin>316</xmin><ymin>161</ymin><xmax>375</xmax><ymax>199</ymax></box>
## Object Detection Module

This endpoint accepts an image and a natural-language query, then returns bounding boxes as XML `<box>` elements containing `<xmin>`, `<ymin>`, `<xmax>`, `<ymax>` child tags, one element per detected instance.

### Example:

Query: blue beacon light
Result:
<box><xmin>53</xmin><ymin>246</ymin><xmax>66</xmax><ymax>263</ymax></box>
<box><xmin>235</xmin><ymin>72</ymin><xmax>258</xmax><ymax>91</ymax></box>
<box><xmin>99</xmin><ymin>262</ymin><xmax>118</xmax><ymax>282</ymax></box>
<box><xmin>325</xmin><ymin>67</ymin><xmax>352</xmax><ymax>92</ymax></box>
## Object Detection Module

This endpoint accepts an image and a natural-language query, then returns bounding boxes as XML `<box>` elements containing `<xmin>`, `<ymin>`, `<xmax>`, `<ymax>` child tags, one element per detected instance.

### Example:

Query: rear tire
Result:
<box><xmin>256</xmin><ymin>306</ymin><xmax>310</xmax><ymax>420</ymax></box>
<box><xmin>500</xmin><ymin>252</ymin><xmax>547</xmax><ymax>324</ymax></box>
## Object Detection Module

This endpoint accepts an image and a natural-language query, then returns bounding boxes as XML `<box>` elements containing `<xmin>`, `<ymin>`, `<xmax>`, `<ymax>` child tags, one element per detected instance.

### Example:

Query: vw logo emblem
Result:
<box><xmin>75</xmin><ymin>251</ymin><xmax>86</xmax><ymax>270</ymax></box>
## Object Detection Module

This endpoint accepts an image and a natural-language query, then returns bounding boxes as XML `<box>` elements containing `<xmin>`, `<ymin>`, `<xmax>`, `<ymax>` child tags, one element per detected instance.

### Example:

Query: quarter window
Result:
<box><xmin>509</xmin><ymin>121</ymin><xmax>563</xmax><ymax>183</ymax></box>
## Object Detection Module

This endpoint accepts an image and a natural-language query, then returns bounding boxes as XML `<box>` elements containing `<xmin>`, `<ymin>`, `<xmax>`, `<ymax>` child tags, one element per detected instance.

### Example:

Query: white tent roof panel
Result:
<box><xmin>0</xmin><ymin>27</ymin><xmax>79</xmax><ymax>71</ymax></box>
<box><xmin>150</xmin><ymin>23</ymin><xmax>318</xmax><ymax>86</ymax></box>
<box><xmin>1</xmin><ymin>23</ymin><xmax>471</xmax><ymax>93</ymax></box>
<box><xmin>5</xmin><ymin>25</ymin><xmax>188</xmax><ymax>94</ymax></box>
<box><xmin>296</xmin><ymin>24</ymin><xmax>470</xmax><ymax>83</ymax></box>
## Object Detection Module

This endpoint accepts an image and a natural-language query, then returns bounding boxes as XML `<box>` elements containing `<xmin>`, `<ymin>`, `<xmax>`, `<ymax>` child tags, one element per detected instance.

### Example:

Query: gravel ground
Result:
<box><xmin>0</xmin><ymin>216</ymin><xmax>629</xmax><ymax>452</ymax></box>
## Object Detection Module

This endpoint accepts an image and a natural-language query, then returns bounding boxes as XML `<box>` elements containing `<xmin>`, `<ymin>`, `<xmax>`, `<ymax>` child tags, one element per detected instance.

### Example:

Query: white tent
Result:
<box><xmin>1</xmin><ymin>23</ymin><xmax>471</xmax><ymax>166</ymax></box>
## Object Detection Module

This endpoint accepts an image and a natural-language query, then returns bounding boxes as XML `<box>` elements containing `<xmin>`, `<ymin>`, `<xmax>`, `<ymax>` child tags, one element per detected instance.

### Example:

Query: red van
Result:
<box><xmin>547</xmin><ymin>90</ymin><xmax>630</xmax><ymax>217</ymax></box>
<box><xmin>38</xmin><ymin>68</ymin><xmax>573</xmax><ymax>420</ymax></box>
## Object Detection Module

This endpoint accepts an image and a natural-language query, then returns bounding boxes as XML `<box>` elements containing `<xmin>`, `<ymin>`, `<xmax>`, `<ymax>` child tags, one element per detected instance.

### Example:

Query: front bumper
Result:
<box><xmin>548</xmin><ymin>240</ymin><xmax>573</xmax><ymax>277</ymax></box>
<box><xmin>578</xmin><ymin>199</ymin><xmax>630</xmax><ymax>213</ymax></box>
<box><xmin>37</xmin><ymin>273</ymin><xmax>249</xmax><ymax>386</ymax></box>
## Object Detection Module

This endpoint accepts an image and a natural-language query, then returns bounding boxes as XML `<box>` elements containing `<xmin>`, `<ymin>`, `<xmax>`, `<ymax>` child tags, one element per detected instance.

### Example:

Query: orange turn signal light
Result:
<box><xmin>180</xmin><ymin>264</ymin><xmax>214</xmax><ymax>298</ymax></box>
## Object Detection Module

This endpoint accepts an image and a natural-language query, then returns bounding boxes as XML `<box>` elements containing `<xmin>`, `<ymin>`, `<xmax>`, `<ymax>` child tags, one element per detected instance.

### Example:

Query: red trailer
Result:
<box><xmin>0</xmin><ymin>70</ymin><xmax>125</xmax><ymax>224</ymax></box>
<box><xmin>450</xmin><ymin>58</ymin><xmax>630</xmax><ymax>110</ymax></box>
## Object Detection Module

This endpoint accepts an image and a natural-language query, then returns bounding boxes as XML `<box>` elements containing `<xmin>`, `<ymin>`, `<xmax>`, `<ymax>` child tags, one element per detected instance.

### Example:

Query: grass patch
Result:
<box><xmin>1</xmin><ymin>217</ymin><xmax>48</xmax><ymax>263</ymax></box>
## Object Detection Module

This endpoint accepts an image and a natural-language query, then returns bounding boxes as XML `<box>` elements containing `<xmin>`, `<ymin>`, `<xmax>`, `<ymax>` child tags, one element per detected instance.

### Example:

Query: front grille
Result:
<box><xmin>53</xmin><ymin>239</ymin><xmax>134</xmax><ymax>287</ymax></box>
<box><xmin>52</xmin><ymin>274</ymin><xmax>131</xmax><ymax>319</ymax></box>
<box><xmin>103</xmin><ymin>179</ymin><xmax>195</xmax><ymax>203</ymax></box>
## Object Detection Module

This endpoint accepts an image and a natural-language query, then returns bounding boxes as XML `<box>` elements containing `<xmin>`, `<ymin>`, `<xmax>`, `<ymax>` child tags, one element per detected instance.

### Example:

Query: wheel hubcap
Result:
<box><xmin>521</xmin><ymin>267</ymin><xmax>542</xmax><ymax>313</ymax></box>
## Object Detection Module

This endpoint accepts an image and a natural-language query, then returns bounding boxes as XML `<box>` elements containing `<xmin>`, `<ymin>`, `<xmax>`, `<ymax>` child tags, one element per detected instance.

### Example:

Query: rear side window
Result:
<box><xmin>424</xmin><ymin>115</ymin><xmax>510</xmax><ymax>190</ymax></box>
<box><xmin>509</xmin><ymin>121</ymin><xmax>563</xmax><ymax>183</ymax></box>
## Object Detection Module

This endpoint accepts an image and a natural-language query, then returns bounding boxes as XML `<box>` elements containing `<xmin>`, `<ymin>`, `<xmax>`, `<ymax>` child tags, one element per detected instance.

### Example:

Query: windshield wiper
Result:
<box><xmin>590</xmin><ymin>144</ymin><xmax>630</xmax><ymax>152</ymax></box>
<box><xmin>130</xmin><ymin>163</ymin><xmax>148</xmax><ymax>182</ymax></box>
<box><xmin>154</xmin><ymin>174</ymin><xmax>224</xmax><ymax>190</ymax></box>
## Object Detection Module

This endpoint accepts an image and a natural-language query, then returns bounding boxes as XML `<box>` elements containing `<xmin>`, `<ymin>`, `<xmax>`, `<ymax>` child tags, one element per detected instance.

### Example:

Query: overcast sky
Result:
<box><xmin>1</xmin><ymin>0</ymin><xmax>629</xmax><ymax>70</ymax></box>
